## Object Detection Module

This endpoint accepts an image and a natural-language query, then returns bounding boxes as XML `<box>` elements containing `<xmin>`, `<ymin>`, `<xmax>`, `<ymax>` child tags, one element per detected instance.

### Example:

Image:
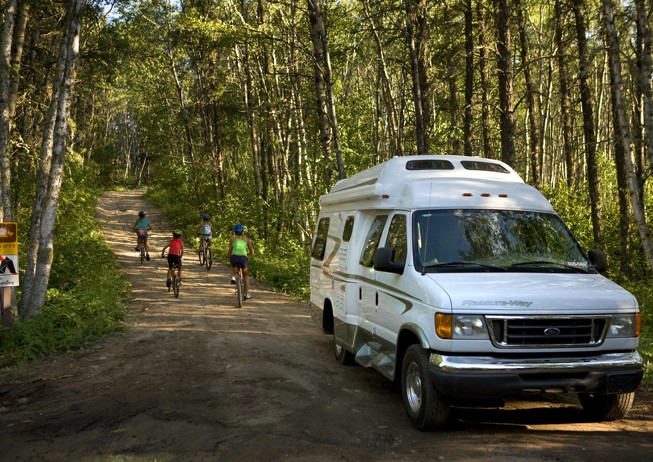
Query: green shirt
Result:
<box><xmin>232</xmin><ymin>237</ymin><xmax>248</xmax><ymax>256</ymax></box>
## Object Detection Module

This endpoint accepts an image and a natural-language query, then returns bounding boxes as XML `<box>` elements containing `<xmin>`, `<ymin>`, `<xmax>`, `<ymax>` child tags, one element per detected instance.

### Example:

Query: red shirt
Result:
<box><xmin>169</xmin><ymin>237</ymin><xmax>183</xmax><ymax>256</ymax></box>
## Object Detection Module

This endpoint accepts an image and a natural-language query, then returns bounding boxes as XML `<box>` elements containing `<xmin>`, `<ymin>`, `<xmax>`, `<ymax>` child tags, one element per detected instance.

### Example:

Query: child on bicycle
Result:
<box><xmin>132</xmin><ymin>210</ymin><xmax>152</xmax><ymax>261</ymax></box>
<box><xmin>197</xmin><ymin>213</ymin><xmax>213</xmax><ymax>249</ymax></box>
<box><xmin>227</xmin><ymin>224</ymin><xmax>254</xmax><ymax>299</ymax></box>
<box><xmin>161</xmin><ymin>229</ymin><xmax>184</xmax><ymax>287</ymax></box>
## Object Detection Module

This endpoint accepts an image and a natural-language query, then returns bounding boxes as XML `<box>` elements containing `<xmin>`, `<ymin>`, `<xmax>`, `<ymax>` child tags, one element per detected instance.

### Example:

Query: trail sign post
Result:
<box><xmin>0</xmin><ymin>222</ymin><xmax>18</xmax><ymax>329</ymax></box>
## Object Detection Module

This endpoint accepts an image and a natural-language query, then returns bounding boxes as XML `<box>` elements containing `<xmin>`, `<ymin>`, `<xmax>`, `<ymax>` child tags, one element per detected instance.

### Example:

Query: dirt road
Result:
<box><xmin>1</xmin><ymin>190</ymin><xmax>652</xmax><ymax>461</ymax></box>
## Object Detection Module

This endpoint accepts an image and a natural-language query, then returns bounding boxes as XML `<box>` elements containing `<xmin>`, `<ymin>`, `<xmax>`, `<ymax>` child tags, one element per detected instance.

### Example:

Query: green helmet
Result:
<box><xmin>173</xmin><ymin>229</ymin><xmax>182</xmax><ymax>237</ymax></box>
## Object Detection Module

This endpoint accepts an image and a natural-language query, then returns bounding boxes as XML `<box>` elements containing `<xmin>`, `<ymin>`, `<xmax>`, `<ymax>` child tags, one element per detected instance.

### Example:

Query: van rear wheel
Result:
<box><xmin>578</xmin><ymin>391</ymin><xmax>634</xmax><ymax>421</ymax></box>
<box><xmin>333</xmin><ymin>334</ymin><xmax>355</xmax><ymax>365</ymax></box>
<box><xmin>401</xmin><ymin>344</ymin><xmax>449</xmax><ymax>430</ymax></box>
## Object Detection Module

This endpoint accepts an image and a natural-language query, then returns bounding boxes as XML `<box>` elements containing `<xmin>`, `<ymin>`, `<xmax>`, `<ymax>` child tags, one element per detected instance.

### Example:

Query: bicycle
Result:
<box><xmin>198</xmin><ymin>237</ymin><xmax>212</xmax><ymax>270</ymax></box>
<box><xmin>234</xmin><ymin>263</ymin><xmax>245</xmax><ymax>307</ymax></box>
<box><xmin>167</xmin><ymin>263</ymin><xmax>181</xmax><ymax>298</ymax></box>
<box><xmin>136</xmin><ymin>229</ymin><xmax>149</xmax><ymax>266</ymax></box>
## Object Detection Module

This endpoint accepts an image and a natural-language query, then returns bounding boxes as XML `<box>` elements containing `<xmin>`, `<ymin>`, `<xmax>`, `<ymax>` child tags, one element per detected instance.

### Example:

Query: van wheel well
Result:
<box><xmin>395</xmin><ymin>329</ymin><xmax>422</xmax><ymax>383</ymax></box>
<box><xmin>323</xmin><ymin>299</ymin><xmax>334</xmax><ymax>334</ymax></box>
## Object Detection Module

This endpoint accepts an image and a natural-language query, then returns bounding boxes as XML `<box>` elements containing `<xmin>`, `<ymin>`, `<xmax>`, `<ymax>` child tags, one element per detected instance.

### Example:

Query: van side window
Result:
<box><xmin>343</xmin><ymin>216</ymin><xmax>354</xmax><ymax>242</ymax></box>
<box><xmin>359</xmin><ymin>215</ymin><xmax>388</xmax><ymax>267</ymax></box>
<box><xmin>311</xmin><ymin>217</ymin><xmax>330</xmax><ymax>260</ymax></box>
<box><xmin>385</xmin><ymin>214</ymin><xmax>407</xmax><ymax>265</ymax></box>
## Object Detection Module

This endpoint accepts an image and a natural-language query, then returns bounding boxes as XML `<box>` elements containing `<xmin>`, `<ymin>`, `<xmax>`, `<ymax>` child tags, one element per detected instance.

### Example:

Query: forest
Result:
<box><xmin>0</xmin><ymin>0</ymin><xmax>652</xmax><ymax>374</ymax></box>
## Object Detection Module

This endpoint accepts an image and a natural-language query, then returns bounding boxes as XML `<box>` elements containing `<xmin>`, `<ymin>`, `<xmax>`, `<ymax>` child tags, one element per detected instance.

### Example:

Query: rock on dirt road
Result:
<box><xmin>1</xmin><ymin>190</ymin><xmax>652</xmax><ymax>461</ymax></box>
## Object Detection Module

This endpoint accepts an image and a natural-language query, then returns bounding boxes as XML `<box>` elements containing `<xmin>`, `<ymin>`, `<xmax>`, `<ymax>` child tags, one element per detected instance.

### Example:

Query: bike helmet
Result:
<box><xmin>138</xmin><ymin>211</ymin><xmax>146</xmax><ymax>217</ymax></box>
<box><xmin>173</xmin><ymin>229</ymin><xmax>182</xmax><ymax>237</ymax></box>
<box><xmin>203</xmin><ymin>213</ymin><xmax>210</xmax><ymax>220</ymax></box>
<box><xmin>233</xmin><ymin>224</ymin><xmax>244</xmax><ymax>234</ymax></box>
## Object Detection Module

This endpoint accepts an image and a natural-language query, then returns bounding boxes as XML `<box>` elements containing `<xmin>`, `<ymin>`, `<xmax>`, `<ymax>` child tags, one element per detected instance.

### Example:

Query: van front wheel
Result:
<box><xmin>578</xmin><ymin>392</ymin><xmax>634</xmax><ymax>421</ymax></box>
<box><xmin>401</xmin><ymin>344</ymin><xmax>449</xmax><ymax>430</ymax></box>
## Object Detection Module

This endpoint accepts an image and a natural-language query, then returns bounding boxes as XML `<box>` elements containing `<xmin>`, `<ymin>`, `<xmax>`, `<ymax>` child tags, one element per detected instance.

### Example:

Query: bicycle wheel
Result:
<box><xmin>173</xmin><ymin>271</ymin><xmax>180</xmax><ymax>298</ymax></box>
<box><xmin>198</xmin><ymin>245</ymin><xmax>205</xmax><ymax>265</ymax></box>
<box><xmin>205</xmin><ymin>248</ymin><xmax>212</xmax><ymax>270</ymax></box>
<box><xmin>235</xmin><ymin>272</ymin><xmax>243</xmax><ymax>307</ymax></box>
<box><xmin>140</xmin><ymin>247</ymin><xmax>145</xmax><ymax>266</ymax></box>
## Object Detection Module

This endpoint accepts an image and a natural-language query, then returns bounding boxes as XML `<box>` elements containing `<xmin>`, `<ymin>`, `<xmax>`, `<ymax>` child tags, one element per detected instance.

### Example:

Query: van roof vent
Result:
<box><xmin>406</xmin><ymin>159</ymin><xmax>455</xmax><ymax>170</ymax></box>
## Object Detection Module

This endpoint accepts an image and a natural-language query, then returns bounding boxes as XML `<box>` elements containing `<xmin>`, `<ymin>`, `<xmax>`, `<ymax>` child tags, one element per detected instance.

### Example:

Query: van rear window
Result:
<box><xmin>406</xmin><ymin>159</ymin><xmax>454</xmax><ymax>170</ymax></box>
<box><xmin>461</xmin><ymin>160</ymin><xmax>509</xmax><ymax>173</ymax></box>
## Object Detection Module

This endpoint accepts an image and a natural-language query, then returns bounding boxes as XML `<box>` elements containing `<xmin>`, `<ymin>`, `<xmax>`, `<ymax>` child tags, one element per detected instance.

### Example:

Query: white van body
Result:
<box><xmin>309</xmin><ymin>155</ymin><xmax>643</xmax><ymax>429</ymax></box>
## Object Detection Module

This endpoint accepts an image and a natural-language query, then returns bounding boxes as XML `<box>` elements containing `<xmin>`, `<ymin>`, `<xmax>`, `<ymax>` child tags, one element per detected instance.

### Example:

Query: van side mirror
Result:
<box><xmin>587</xmin><ymin>249</ymin><xmax>607</xmax><ymax>273</ymax></box>
<box><xmin>374</xmin><ymin>247</ymin><xmax>404</xmax><ymax>274</ymax></box>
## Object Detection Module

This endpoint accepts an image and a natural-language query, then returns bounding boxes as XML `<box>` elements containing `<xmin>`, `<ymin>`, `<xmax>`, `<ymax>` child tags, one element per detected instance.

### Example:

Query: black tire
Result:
<box><xmin>236</xmin><ymin>273</ymin><xmax>243</xmax><ymax>308</ymax></box>
<box><xmin>173</xmin><ymin>273</ymin><xmax>180</xmax><ymax>298</ymax></box>
<box><xmin>578</xmin><ymin>392</ymin><xmax>635</xmax><ymax>421</ymax></box>
<box><xmin>401</xmin><ymin>344</ymin><xmax>450</xmax><ymax>430</ymax></box>
<box><xmin>198</xmin><ymin>248</ymin><xmax>205</xmax><ymax>265</ymax></box>
<box><xmin>333</xmin><ymin>334</ymin><xmax>355</xmax><ymax>365</ymax></box>
<box><xmin>205</xmin><ymin>248</ymin><xmax>212</xmax><ymax>270</ymax></box>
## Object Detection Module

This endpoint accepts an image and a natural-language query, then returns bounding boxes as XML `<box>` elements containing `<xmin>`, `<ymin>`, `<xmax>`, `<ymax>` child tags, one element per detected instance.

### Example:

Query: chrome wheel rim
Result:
<box><xmin>405</xmin><ymin>362</ymin><xmax>422</xmax><ymax>414</ymax></box>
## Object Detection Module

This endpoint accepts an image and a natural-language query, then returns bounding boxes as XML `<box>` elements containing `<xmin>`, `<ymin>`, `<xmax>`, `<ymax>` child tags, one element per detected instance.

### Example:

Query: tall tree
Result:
<box><xmin>19</xmin><ymin>0</ymin><xmax>83</xmax><ymax>316</ymax></box>
<box><xmin>0</xmin><ymin>0</ymin><xmax>17</xmax><ymax>222</ymax></box>
<box><xmin>634</xmin><ymin>0</ymin><xmax>653</xmax><ymax>172</ymax></box>
<box><xmin>572</xmin><ymin>0</ymin><xmax>605</xmax><ymax>249</ymax></box>
<box><xmin>463</xmin><ymin>0</ymin><xmax>473</xmax><ymax>157</ymax></box>
<box><xmin>554</xmin><ymin>0</ymin><xmax>574</xmax><ymax>186</ymax></box>
<box><xmin>307</xmin><ymin>0</ymin><xmax>345</xmax><ymax>182</ymax></box>
<box><xmin>495</xmin><ymin>0</ymin><xmax>515</xmax><ymax>166</ymax></box>
<box><xmin>404</xmin><ymin>0</ymin><xmax>430</xmax><ymax>155</ymax></box>
<box><xmin>603</xmin><ymin>0</ymin><xmax>653</xmax><ymax>278</ymax></box>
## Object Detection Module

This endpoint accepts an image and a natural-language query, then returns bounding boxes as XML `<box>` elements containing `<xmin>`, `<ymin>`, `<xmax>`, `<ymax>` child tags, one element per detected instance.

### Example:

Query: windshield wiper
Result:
<box><xmin>422</xmin><ymin>261</ymin><xmax>507</xmax><ymax>273</ymax></box>
<box><xmin>509</xmin><ymin>260</ymin><xmax>590</xmax><ymax>273</ymax></box>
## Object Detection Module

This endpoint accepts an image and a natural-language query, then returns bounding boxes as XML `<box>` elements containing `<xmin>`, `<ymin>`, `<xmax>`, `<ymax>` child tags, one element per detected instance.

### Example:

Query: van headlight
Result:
<box><xmin>435</xmin><ymin>314</ymin><xmax>488</xmax><ymax>339</ymax></box>
<box><xmin>608</xmin><ymin>314</ymin><xmax>640</xmax><ymax>338</ymax></box>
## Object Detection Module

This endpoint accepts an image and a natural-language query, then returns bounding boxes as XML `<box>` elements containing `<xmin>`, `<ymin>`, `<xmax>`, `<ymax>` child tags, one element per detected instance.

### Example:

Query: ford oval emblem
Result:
<box><xmin>544</xmin><ymin>327</ymin><xmax>561</xmax><ymax>336</ymax></box>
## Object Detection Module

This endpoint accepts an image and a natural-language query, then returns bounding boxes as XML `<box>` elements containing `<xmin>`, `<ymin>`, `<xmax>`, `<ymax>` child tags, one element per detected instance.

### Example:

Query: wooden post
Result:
<box><xmin>1</xmin><ymin>287</ymin><xmax>11</xmax><ymax>329</ymax></box>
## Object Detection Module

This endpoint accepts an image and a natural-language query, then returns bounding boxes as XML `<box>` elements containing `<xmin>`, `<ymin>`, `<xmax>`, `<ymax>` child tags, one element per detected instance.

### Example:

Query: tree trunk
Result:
<box><xmin>0</xmin><ymin>0</ymin><xmax>17</xmax><ymax>222</ymax></box>
<box><xmin>515</xmin><ymin>0</ymin><xmax>540</xmax><ymax>186</ymax></box>
<box><xmin>463</xmin><ymin>0</ymin><xmax>473</xmax><ymax>157</ymax></box>
<box><xmin>307</xmin><ymin>0</ymin><xmax>345</xmax><ymax>182</ymax></box>
<box><xmin>554</xmin><ymin>0</ymin><xmax>574</xmax><ymax>187</ymax></box>
<box><xmin>404</xmin><ymin>0</ymin><xmax>429</xmax><ymax>155</ymax></box>
<box><xmin>19</xmin><ymin>0</ymin><xmax>83</xmax><ymax>316</ymax></box>
<box><xmin>573</xmin><ymin>0</ymin><xmax>605</xmax><ymax>250</ymax></box>
<box><xmin>477</xmin><ymin>1</ymin><xmax>493</xmax><ymax>158</ymax></box>
<box><xmin>603</xmin><ymin>0</ymin><xmax>653</xmax><ymax>278</ymax></box>
<box><xmin>495</xmin><ymin>0</ymin><xmax>516</xmax><ymax>167</ymax></box>
<box><xmin>635</xmin><ymin>0</ymin><xmax>653</xmax><ymax>172</ymax></box>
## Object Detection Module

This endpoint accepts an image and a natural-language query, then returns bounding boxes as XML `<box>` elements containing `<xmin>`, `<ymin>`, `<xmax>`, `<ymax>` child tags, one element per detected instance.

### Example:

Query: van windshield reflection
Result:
<box><xmin>413</xmin><ymin>209</ymin><xmax>592</xmax><ymax>273</ymax></box>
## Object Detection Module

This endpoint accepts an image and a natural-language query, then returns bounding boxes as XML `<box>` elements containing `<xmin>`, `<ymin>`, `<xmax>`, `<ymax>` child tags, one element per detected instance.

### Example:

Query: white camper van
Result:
<box><xmin>309</xmin><ymin>155</ymin><xmax>643</xmax><ymax>430</ymax></box>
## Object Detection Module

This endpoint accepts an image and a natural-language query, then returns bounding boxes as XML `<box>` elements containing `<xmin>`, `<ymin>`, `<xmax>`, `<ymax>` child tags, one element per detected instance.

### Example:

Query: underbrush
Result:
<box><xmin>0</xmin><ymin>188</ymin><xmax>130</xmax><ymax>365</ymax></box>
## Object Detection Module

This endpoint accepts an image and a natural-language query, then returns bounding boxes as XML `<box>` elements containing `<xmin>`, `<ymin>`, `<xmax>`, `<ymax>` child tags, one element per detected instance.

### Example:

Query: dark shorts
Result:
<box><xmin>167</xmin><ymin>254</ymin><xmax>182</xmax><ymax>269</ymax></box>
<box><xmin>230</xmin><ymin>255</ymin><xmax>248</xmax><ymax>269</ymax></box>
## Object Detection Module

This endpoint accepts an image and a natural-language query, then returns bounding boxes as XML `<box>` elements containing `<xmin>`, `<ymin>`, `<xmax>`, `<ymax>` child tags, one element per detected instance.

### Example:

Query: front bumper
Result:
<box><xmin>429</xmin><ymin>351</ymin><xmax>643</xmax><ymax>398</ymax></box>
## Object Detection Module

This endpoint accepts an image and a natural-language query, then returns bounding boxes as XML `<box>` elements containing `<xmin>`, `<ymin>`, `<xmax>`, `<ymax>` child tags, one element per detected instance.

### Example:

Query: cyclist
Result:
<box><xmin>197</xmin><ymin>213</ymin><xmax>213</xmax><ymax>251</ymax></box>
<box><xmin>161</xmin><ymin>229</ymin><xmax>184</xmax><ymax>287</ymax></box>
<box><xmin>132</xmin><ymin>211</ymin><xmax>152</xmax><ymax>261</ymax></box>
<box><xmin>227</xmin><ymin>224</ymin><xmax>254</xmax><ymax>299</ymax></box>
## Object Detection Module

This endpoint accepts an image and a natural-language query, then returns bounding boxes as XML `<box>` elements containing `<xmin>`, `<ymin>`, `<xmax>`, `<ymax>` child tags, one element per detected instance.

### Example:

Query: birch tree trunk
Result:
<box><xmin>18</xmin><ymin>0</ymin><xmax>83</xmax><ymax>317</ymax></box>
<box><xmin>307</xmin><ymin>0</ymin><xmax>345</xmax><ymax>183</ymax></box>
<box><xmin>0</xmin><ymin>0</ymin><xmax>17</xmax><ymax>222</ymax></box>
<box><xmin>555</xmin><ymin>0</ymin><xmax>574</xmax><ymax>187</ymax></box>
<box><xmin>603</xmin><ymin>0</ymin><xmax>653</xmax><ymax>278</ymax></box>
<box><xmin>573</xmin><ymin>0</ymin><xmax>605</xmax><ymax>250</ymax></box>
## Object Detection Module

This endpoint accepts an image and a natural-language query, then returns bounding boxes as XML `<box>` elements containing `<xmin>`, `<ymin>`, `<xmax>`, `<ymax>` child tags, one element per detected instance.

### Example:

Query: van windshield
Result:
<box><xmin>413</xmin><ymin>209</ymin><xmax>592</xmax><ymax>273</ymax></box>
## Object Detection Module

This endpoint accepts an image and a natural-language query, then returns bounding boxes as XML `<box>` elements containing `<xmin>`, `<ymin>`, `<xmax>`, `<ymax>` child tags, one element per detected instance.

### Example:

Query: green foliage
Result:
<box><xmin>1</xmin><ymin>174</ymin><xmax>130</xmax><ymax>365</ymax></box>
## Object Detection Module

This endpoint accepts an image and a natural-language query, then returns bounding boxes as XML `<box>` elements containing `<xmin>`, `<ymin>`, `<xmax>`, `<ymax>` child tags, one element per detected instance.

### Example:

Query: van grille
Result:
<box><xmin>486</xmin><ymin>316</ymin><xmax>609</xmax><ymax>348</ymax></box>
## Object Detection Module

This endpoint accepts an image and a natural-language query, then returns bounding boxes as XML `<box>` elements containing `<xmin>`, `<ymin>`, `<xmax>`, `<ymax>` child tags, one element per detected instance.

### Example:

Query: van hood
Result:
<box><xmin>426</xmin><ymin>273</ymin><xmax>637</xmax><ymax>313</ymax></box>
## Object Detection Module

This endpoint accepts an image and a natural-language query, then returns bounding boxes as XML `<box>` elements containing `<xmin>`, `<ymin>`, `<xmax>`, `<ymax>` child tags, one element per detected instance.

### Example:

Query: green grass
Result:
<box><xmin>0</xmin><ymin>187</ymin><xmax>131</xmax><ymax>365</ymax></box>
